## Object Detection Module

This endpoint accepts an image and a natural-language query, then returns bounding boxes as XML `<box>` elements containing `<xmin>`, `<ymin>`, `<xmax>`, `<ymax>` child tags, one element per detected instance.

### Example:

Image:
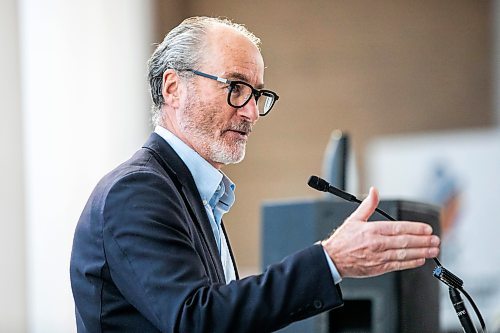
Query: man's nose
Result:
<box><xmin>237</xmin><ymin>96</ymin><xmax>259</xmax><ymax>122</ymax></box>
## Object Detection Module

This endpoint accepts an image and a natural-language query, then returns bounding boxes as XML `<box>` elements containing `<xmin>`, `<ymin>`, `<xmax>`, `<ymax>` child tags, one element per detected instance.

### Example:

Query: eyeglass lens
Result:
<box><xmin>229</xmin><ymin>83</ymin><xmax>275</xmax><ymax>115</ymax></box>
<box><xmin>256</xmin><ymin>93</ymin><xmax>275</xmax><ymax>115</ymax></box>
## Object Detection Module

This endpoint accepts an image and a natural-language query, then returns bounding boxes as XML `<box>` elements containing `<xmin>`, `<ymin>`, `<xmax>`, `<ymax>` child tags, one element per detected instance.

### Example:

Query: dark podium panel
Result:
<box><xmin>262</xmin><ymin>199</ymin><xmax>441</xmax><ymax>333</ymax></box>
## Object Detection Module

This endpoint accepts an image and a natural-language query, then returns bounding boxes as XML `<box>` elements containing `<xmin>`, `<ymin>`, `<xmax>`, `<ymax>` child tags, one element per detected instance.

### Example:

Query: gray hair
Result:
<box><xmin>147</xmin><ymin>16</ymin><xmax>261</xmax><ymax>126</ymax></box>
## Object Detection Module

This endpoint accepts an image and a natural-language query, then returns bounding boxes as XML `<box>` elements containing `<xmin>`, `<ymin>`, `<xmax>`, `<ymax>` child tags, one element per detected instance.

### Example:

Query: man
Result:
<box><xmin>70</xmin><ymin>16</ymin><xmax>440</xmax><ymax>332</ymax></box>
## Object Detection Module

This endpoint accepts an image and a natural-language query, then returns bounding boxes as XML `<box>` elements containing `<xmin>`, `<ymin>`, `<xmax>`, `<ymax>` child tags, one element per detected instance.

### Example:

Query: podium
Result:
<box><xmin>262</xmin><ymin>199</ymin><xmax>441</xmax><ymax>333</ymax></box>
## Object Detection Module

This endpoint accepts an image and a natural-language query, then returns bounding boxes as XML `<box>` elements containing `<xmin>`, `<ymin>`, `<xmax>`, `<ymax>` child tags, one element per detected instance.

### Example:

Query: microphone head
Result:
<box><xmin>308</xmin><ymin>175</ymin><xmax>330</xmax><ymax>192</ymax></box>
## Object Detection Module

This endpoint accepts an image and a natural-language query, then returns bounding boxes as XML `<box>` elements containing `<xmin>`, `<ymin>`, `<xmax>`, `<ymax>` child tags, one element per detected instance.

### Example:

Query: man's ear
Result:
<box><xmin>161</xmin><ymin>69</ymin><xmax>181</xmax><ymax>108</ymax></box>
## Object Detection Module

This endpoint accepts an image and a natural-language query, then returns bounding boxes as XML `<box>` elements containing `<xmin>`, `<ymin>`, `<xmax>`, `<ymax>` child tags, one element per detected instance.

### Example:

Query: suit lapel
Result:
<box><xmin>142</xmin><ymin>133</ymin><xmax>226</xmax><ymax>283</ymax></box>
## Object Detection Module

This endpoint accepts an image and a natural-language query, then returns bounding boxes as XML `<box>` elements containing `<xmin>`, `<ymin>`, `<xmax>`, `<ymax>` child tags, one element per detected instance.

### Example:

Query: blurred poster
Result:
<box><xmin>366</xmin><ymin>129</ymin><xmax>500</xmax><ymax>332</ymax></box>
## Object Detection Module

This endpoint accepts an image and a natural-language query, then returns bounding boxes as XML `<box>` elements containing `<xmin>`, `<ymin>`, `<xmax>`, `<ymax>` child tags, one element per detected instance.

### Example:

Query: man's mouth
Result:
<box><xmin>225</xmin><ymin>129</ymin><xmax>249</xmax><ymax>140</ymax></box>
<box><xmin>231</xmin><ymin>129</ymin><xmax>250</xmax><ymax>135</ymax></box>
<box><xmin>224</xmin><ymin>123</ymin><xmax>253</xmax><ymax>138</ymax></box>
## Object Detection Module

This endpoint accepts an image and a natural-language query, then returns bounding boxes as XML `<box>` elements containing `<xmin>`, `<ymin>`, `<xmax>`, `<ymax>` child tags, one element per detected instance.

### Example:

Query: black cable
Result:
<box><xmin>459</xmin><ymin>287</ymin><xmax>487</xmax><ymax>332</ymax></box>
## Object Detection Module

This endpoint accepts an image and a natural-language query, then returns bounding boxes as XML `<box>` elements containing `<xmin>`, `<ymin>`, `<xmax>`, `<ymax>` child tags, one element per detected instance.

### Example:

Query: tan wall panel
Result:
<box><xmin>156</xmin><ymin>0</ymin><xmax>493</xmax><ymax>272</ymax></box>
<box><xmin>153</xmin><ymin>0</ymin><xmax>190</xmax><ymax>44</ymax></box>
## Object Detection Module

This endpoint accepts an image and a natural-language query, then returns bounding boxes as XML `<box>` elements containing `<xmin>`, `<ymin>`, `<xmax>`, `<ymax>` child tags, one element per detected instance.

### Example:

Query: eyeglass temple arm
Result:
<box><xmin>189</xmin><ymin>70</ymin><xmax>229</xmax><ymax>84</ymax></box>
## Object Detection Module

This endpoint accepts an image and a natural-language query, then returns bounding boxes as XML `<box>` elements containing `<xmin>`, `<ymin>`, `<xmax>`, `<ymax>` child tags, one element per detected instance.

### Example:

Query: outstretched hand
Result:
<box><xmin>321</xmin><ymin>187</ymin><xmax>440</xmax><ymax>278</ymax></box>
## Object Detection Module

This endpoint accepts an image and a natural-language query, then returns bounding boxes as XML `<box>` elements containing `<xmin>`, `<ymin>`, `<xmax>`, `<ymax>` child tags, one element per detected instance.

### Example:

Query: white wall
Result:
<box><xmin>0</xmin><ymin>1</ymin><xmax>26</xmax><ymax>332</ymax></box>
<box><xmin>18</xmin><ymin>1</ymin><xmax>154</xmax><ymax>331</ymax></box>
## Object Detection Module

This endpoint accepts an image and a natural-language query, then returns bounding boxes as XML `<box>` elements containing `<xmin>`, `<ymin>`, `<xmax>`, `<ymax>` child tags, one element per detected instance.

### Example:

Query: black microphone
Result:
<box><xmin>449</xmin><ymin>287</ymin><xmax>477</xmax><ymax>333</ymax></box>
<box><xmin>307</xmin><ymin>175</ymin><xmax>360</xmax><ymax>203</ymax></box>
<box><xmin>307</xmin><ymin>175</ymin><xmax>396</xmax><ymax>221</ymax></box>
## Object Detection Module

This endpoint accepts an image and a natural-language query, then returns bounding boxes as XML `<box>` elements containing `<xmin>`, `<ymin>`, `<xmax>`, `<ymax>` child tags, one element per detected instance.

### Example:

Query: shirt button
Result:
<box><xmin>202</xmin><ymin>200</ymin><xmax>208</xmax><ymax>205</ymax></box>
<box><xmin>313</xmin><ymin>300</ymin><xmax>323</xmax><ymax>309</ymax></box>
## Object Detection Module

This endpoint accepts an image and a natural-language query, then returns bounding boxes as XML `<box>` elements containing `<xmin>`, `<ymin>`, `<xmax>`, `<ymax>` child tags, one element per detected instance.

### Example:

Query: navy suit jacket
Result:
<box><xmin>70</xmin><ymin>133</ymin><xmax>343</xmax><ymax>332</ymax></box>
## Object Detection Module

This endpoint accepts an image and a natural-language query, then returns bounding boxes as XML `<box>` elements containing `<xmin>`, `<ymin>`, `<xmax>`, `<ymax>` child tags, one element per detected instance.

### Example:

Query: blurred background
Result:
<box><xmin>1</xmin><ymin>0</ymin><xmax>499</xmax><ymax>332</ymax></box>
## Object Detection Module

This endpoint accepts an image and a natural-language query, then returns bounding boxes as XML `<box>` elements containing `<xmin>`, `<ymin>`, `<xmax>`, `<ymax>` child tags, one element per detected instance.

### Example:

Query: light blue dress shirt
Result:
<box><xmin>154</xmin><ymin>126</ymin><xmax>341</xmax><ymax>285</ymax></box>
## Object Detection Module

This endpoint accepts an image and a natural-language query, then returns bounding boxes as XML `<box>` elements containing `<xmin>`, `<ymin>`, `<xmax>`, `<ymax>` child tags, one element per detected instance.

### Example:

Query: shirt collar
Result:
<box><xmin>154</xmin><ymin>126</ymin><xmax>235</xmax><ymax>205</ymax></box>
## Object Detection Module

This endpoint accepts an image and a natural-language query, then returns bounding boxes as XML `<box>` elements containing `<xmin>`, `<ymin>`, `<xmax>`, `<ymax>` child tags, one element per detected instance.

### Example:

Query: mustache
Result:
<box><xmin>225</xmin><ymin>121</ymin><xmax>253</xmax><ymax>134</ymax></box>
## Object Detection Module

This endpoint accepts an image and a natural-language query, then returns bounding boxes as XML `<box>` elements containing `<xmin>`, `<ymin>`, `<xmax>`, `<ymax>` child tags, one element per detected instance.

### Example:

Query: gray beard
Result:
<box><xmin>178</xmin><ymin>97</ymin><xmax>249</xmax><ymax>165</ymax></box>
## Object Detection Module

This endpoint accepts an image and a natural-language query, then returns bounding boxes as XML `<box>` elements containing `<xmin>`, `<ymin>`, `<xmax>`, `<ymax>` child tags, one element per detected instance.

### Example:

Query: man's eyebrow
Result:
<box><xmin>225</xmin><ymin>72</ymin><xmax>265</xmax><ymax>89</ymax></box>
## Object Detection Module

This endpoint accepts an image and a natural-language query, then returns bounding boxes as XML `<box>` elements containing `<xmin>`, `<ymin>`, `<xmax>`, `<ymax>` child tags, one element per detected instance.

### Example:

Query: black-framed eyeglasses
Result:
<box><xmin>186</xmin><ymin>69</ymin><xmax>279</xmax><ymax>116</ymax></box>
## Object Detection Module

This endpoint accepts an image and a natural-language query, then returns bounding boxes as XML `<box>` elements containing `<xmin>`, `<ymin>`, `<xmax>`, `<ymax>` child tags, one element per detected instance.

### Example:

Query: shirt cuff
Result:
<box><xmin>322</xmin><ymin>247</ymin><xmax>342</xmax><ymax>285</ymax></box>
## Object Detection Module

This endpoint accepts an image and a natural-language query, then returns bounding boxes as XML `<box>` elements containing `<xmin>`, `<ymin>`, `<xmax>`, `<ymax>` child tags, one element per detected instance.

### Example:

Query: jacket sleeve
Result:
<box><xmin>102</xmin><ymin>170</ymin><xmax>343</xmax><ymax>333</ymax></box>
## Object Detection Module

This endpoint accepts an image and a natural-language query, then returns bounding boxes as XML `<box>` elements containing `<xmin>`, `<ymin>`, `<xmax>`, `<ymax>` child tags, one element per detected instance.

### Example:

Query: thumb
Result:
<box><xmin>347</xmin><ymin>187</ymin><xmax>379</xmax><ymax>222</ymax></box>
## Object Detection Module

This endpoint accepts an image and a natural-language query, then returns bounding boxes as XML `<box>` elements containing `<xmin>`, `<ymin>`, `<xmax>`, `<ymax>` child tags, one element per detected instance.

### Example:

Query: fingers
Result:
<box><xmin>374</xmin><ymin>221</ymin><xmax>433</xmax><ymax>236</ymax></box>
<box><xmin>383</xmin><ymin>247</ymin><xmax>440</xmax><ymax>262</ymax></box>
<box><xmin>377</xmin><ymin>234</ymin><xmax>440</xmax><ymax>251</ymax></box>
<box><xmin>347</xmin><ymin>187</ymin><xmax>379</xmax><ymax>222</ymax></box>
<box><xmin>385</xmin><ymin>258</ymin><xmax>427</xmax><ymax>272</ymax></box>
